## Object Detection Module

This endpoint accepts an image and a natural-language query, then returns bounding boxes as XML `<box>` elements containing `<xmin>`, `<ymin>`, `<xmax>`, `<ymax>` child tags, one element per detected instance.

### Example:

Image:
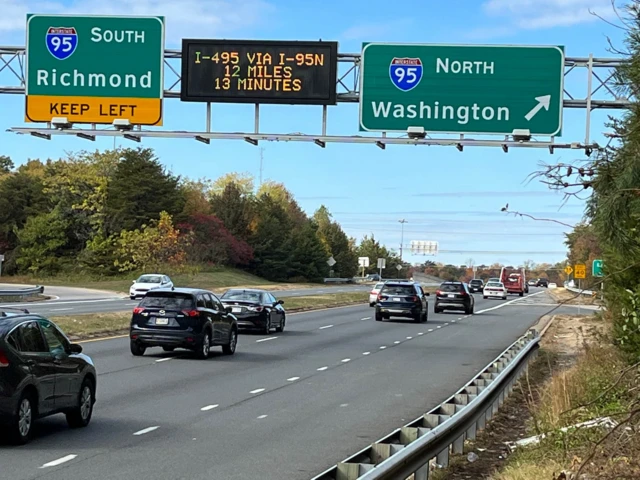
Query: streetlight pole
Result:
<box><xmin>399</xmin><ymin>219</ymin><xmax>408</xmax><ymax>261</ymax></box>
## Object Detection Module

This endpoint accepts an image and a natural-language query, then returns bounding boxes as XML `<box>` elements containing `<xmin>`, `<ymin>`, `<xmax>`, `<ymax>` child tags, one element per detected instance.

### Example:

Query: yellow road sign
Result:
<box><xmin>564</xmin><ymin>265</ymin><xmax>573</xmax><ymax>275</ymax></box>
<box><xmin>574</xmin><ymin>264</ymin><xmax>586</xmax><ymax>279</ymax></box>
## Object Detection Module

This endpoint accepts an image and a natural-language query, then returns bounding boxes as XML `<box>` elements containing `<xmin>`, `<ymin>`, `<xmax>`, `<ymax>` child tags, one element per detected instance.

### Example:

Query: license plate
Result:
<box><xmin>448</xmin><ymin>294</ymin><xmax>455</xmax><ymax>298</ymax></box>
<box><xmin>155</xmin><ymin>317</ymin><xmax>169</xmax><ymax>325</ymax></box>
<box><xmin>232</xmin><ymin>307</ymin><xmax>242</xmax><ymax>313</ymax></box>
<box><xmin>388</xmin><ymin>309</ymin><xmax>403</xmax><ymax>313</ymax></box>
<box><xmin>393</xmin><ymin>297</ymin><xmax>401</xmax><ymax>302</ymax></box>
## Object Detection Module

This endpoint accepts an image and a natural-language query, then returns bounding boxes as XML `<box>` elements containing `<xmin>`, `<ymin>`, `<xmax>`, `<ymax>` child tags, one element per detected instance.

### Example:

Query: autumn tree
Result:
<box><xmin>210</xmin><ymin>182</ymin><xmax>254</xmax><ymax>241</ymax></box>
<box><xmin>0</xmin><ymin>155</ymin><xmax>13</xmax><ymax>174</ymax></box>
<box><xmin>210</xmin><ymin>172</ymin><xmax>254</xmax><ymax>196</ymax></box>
<box><xmin>313</xmin><ymin>206</ymin><xmax>358</xmax><ymax>278</ymax></box>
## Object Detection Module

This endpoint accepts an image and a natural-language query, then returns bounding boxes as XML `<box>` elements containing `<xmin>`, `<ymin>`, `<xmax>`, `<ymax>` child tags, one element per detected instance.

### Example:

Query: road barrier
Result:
<box><xmin>0</xmin><ymin>285</ymin><xmax>45</xmax><ymax>301</ymax></box>
<box><xmin>310</xmin><ymin>330</ymin><xmax>540</xmax><ymax>480</ymax></box>
<box><xmin>566</xmin><ymin>285</ymin><xmax>595</xmax><ymax>296</ymax></box>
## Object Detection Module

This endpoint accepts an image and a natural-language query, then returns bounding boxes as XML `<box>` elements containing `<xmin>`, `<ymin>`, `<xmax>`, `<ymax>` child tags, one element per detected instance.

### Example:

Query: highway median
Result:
<box><xmin>53</xmin><ymin>291</ymin><xmax>367</xmax><ymax>341</ymax></box>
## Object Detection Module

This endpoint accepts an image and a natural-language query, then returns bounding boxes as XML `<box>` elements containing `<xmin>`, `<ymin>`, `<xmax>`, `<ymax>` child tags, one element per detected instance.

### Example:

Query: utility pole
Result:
<box><xmin>259</xmin><ymin>147</ymin><xmax>265</xmax><ymax>187</ymax></box>
<box><xmin>398</xmin><ymin>219</ymin><xmax>408</xmax><ymax>261</ymax></box>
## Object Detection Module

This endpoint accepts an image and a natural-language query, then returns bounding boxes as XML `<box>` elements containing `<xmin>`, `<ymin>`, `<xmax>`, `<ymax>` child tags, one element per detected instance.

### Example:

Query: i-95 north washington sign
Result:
<box><xmin>359</xmin><ymin>42</ymin><xmax>565</xmax><ymax>136</ymax></box>
<box><xmin>25</xmin><ymin>14</ymin><xmax>165</xmax><ymax>125</ymax></box>
<box><xmin>180</xmin><ymin>39</ymin><xmax>338</xmax><ymax>105</ymax></box>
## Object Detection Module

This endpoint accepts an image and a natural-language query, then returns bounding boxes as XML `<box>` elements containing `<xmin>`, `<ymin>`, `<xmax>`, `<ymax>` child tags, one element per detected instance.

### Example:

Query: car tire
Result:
<box><xmin>222</xmin><ymin>328</ymin><xmax>237</xmax><ymax>355</ymax></box>
<box><xmin>10</xmin><ymin>391</ymin><xmax>35</xmax><ymax>445</ymax></box>
<box><xmin>275</xmin><ymin>315</ymin><xmax>285</xmax><ymax>333</ymax></box>
<box><xmin>263</xmin><ymin>319</ymin><xmax>271</xmax><ymax>335</ymax></box>
<box><xmin>195</xmin><ymin>331</ymin><xmax>211</xmax><ymax>359</ymax></box>
<box><xmin>375</xmin><ymin>312</ymin><xmax>383</xmax><ymax>321</ymax></box>
<box><xmin>130</xmin><ymin>296</ymin><xmax>135</xmax><ymax>300</ymax></box>
<box><xmin>483</xmin><ymin>296</ymin><xmax>487</xmax><ymax>299</ymax></box>
<box><xmin>421</xmin><ymin>310</ymin><xmax>428</xmax><ymax>323</ymax></box>
<box><xmin>503</xmin><ymin>296</ymin><xmax>507</xmax><ymax>300</ymax></box>
<box><xmin>519</xmin><ymin>292</ymin><xmax>524</xmax><ymax>297</ymax></box>
<box><xmin>66</xmin><ymin>377</ymin><xmax>95</xmax><ymax>429</ymax></box>
<box><xmin>130</xmin><ymin>341</ymin><xmax>146</xmax><ymax>356</ymax></box>
<box><xmin>434</xmin><ymin>306</ymin><xmax>441</xmax><ymax>313</ymax></box>
<box><xmin>162</xmin><ymin>346</ymin><xmax>174</xmax><ymax>352</ymax></box>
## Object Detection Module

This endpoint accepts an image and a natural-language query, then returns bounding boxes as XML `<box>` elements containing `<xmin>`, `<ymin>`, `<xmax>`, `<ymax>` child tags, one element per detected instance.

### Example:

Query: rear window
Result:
<box><xmin>486</xmin><ymin>282</ymin><xmax>502</xmax><ymax>288</ymax></box>
<box><xmin>470</xmin><ymin>280</ymin><xmax>482</xmax><ymax>285</ymax></box>
<box><xmin>140</xmin><ymin>293</ymin><xmax>194</xmax><ymax>309</ymax></box>
<box><xmin>374</xmin><ymin>282</ymin><xmax>384</xmax><ymax>290</ymax></box>
<box><xmin>381</xmin><ymin>284</ymin><xmax>415</xmax><ymax>295</ymax></box>
<box><xmin>439</xmin><ymin>283</ymin><xmax>464</xmax><ymax>292</ymax></box>
<box><xmin>222</xmin><ymin>290</ymin><xmax>262</xmax><ymax>302</ymax></box>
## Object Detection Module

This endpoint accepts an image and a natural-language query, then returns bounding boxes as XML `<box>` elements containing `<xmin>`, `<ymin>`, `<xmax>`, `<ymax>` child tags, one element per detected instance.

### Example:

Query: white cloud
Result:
<box><xmin>0</xmin><ymin>0</ymin><xmax>274</xmax><ymax>45</ymax></box>
<box><xmin>482</xmin><ymin>0</ymin><xmax>617</xmax><ymax>30</ymax></box>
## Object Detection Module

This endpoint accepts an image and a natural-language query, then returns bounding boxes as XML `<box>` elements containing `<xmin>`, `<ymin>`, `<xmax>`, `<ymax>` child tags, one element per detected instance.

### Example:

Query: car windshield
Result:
<box><xmin>381</xmin><ymin>284</ymin><xmax>415</xmax><ymax>295</ymax></box>
<box><xmin>140</xmin><ymin>293</ymin><xmax>194</xmax><ymax>309</ymax></box>
<box><xmin>222</xmin><ymin>290</ymin><xmax>263</xmax><ymax>302</ymax></box>
<box><xmin>137</xmin><ymin>275</ymin><xmax>162</xmax><ymax>284</ymax></box>
<box><xmin>439</xmin><ymin>283</ymin><xmax>463</xmax><ymax>292</ymax></box>
<box><xmin>373</xmin><ymin>282</ymin><xmax>384</xmax><ymax>290</ymax></box>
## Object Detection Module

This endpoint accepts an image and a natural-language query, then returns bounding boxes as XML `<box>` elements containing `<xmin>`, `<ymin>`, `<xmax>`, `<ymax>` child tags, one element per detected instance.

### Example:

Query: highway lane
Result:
<box><xmin>0</xmin><ymin>288</ymin><xmax>568</xmax><ymax>480</ymax></box>
<box><xmin>0</xmin><ymin>284</ymin><xmax>373</xmax><ymax>317</ymax></box>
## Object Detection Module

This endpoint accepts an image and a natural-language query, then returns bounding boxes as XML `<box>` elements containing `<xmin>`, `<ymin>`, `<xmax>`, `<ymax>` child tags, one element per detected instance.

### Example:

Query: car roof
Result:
<box><xmin>0</xmin><ymin>313</ymin><xmax>46</xmax><ymax>335</ymax></box>
<box><xmin>224</xmin><ymin>288</ymin><xmax>265</xmax><ymax>293</ymax></box>
<box><xmin>441</xmin><ymin>281</ymin><xmax>463</xmax><ymax>284</ymax></box>
<box><xmin>145</xmin><ymin>287</ymin><xmax>209</xmax><ymax>295</ymax></box>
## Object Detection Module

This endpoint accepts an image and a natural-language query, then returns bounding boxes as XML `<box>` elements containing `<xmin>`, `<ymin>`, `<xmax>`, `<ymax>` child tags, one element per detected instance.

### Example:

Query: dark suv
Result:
<box><xmin>374</xmin><ymin>281</ymin><xmax>429</xmax><ymax>323</ymax></box>
<box><xmin>469</xmin><ymin>279</ymin><xmax>484</xmax><ymax>293</ymax></box>
<box><xmin>0</xmin><ymin>308</ymin><xmax>97</xmax><ymax>444</ymax></box>
<box><xmin>536</xmin><ymin>278</ymin><xmax>549</xmax><ymax>288</ymax></box>
<box><xmin>434</xmin><ymin>282</ymin><xmax>475</xmax><ymax>314</ymax></box>
<box><xmin>129</xmin><ymin>288</ymin><xmax>238</xmax><ymax>359</ymax></box>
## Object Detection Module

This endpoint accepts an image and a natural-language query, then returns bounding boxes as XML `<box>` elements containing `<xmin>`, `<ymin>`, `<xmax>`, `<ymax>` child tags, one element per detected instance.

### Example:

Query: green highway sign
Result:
<box><xmin>592</xmin><ymin>259</ymin><xmax>604</xmax><ymax>277</ymax></box>
<box><xmin>26</xmin><ymin>14</ymin><xmax>165</xmax><ymax>125</ymax></box>
<box><xmin>359</xmin><ymin>43</ymin><xmax>565</xmax><ymax>136</ymax></box>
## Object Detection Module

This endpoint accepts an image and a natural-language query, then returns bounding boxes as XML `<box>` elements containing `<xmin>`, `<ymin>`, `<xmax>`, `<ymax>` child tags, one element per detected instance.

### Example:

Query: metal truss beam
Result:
<box><xmin>0</xmin><ymin>46</ymin><xmax>632</xmax><ymax>152</ymax></box>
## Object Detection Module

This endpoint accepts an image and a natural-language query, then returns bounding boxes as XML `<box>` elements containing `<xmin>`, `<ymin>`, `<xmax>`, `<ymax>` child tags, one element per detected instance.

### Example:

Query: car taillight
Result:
<box><xmin>248</xmin><ymin>306</ymin><xmax>263</xmax><ymax>312</ymax></box>
<box><xmin>182</xmin><ymin>310</ymin><xmax>199</xmax><ymax>317</ymax></box>
<box><xmin>133</xmin><ymin>307</ymin><xmax>144</xmax><ymax>314</ymax></box>
<box><xmin>0</xmin><ymin>350</ymin><xmax>9</xmax><ymax>368</ymax></box>
<box><xmin>409</xmin><ymin>296</ymin><xmax>418</xmax><ymax>302</ymax></box>
<box><xmin>436</xmin><ymin>290</ymin><xmax>442</xmax><ymax>296</ymax></box>
<box><xmin>377</xmin><ymin>294</ymin><xmax>384</xmax><ymax>301</ymax></box>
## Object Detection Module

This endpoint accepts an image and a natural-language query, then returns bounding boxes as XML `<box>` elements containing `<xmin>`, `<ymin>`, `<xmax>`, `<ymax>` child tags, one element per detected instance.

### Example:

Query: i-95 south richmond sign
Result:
<box><xmin>359</xmin><ymin>43</ymin><xmax>565</xmax><ymax>136</ymax></box>
<box><xmin>25</xmin><ymin>14</ymin><xmax>165</xmax><ymax>126</ymax></box>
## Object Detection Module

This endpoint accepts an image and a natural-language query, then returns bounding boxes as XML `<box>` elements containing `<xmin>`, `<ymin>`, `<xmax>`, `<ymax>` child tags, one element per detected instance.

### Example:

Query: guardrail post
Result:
<box><xmin>414</xmin><ymin>464</ymin><xmax>429</xmax><ymax>480</ymax></box>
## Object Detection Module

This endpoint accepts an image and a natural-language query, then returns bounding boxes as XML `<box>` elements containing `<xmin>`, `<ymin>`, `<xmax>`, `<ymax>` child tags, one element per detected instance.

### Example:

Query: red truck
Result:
<box><xmin>500</xmin><ymin>267</ymin><xmax>526</xmax><ymax>296</ymax></box>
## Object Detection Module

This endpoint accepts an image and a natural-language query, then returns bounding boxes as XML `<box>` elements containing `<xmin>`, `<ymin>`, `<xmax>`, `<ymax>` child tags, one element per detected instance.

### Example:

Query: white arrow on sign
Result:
<box><xmin>524</xmin><ymin>95</ymin><xmax>551</xmax><ymax>121</ymax></box>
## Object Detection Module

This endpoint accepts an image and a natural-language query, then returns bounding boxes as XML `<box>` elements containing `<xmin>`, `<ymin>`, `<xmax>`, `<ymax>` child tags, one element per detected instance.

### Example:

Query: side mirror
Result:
<box><xmin>278</xmin><ymin>299</ymin><xmax>285</xmax><ymax>305</ymax></box>
<box><xmin>425</xmin><ymin>292</ymin><xmax>430</xmax><ymax>296</ymax></box>
<box><xmin>132</xmin><ymin>280</ymin><xmax>136</xmax><ymax>284</ymax></box>
<box><xmin>69</xmin><ymin>343</ymin><xmax>83</xmax><ymax>354</ymax></box>
<box><xmin>225</xmin><ymin>306</ymin><xmax>233</xmax><ymax>314</ymax></box>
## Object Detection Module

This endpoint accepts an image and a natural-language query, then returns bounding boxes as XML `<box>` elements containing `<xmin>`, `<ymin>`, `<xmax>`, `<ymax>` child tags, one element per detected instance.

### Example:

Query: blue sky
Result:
<box><xmin>0</xmin><ymin>0</ymin><xmax>627</xmax><ymax>267</ymax></box>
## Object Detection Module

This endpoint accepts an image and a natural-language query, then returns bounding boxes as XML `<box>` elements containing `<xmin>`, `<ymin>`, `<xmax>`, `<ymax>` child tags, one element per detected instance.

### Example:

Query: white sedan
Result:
<box><xmin>129</xmin><ymin>274</ymin><xmax>174</xmax><ymax>299</ymax></box>
<box><xmin>483</xmin><ymin>281</ymin><xmax>508</xmax><ymax>300</ymax></box>
<box><xmin>369</xmin><ymin>282</ymin><xmax>385</xmax><ymax>306</ymax></box>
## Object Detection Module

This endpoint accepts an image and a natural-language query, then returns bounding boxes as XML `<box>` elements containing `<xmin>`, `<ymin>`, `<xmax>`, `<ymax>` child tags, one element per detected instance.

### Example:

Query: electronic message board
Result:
<box><xmin>180</xmin><ymin>39</ymin><xmax>338</xmax><ymax>105</ymax></box>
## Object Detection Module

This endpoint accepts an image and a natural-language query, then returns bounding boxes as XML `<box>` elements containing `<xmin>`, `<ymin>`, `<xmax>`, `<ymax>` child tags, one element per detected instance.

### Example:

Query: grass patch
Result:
<box><xmin>547</xmin><ymin>287</ymin><xmax>603</xmax><ymax>306</ymax></box>
<box><xmin>53</xmin><ymin>292</ymin><xmax>367</xmax><ymax>340</ymax></box>
<box><xmin>2</xmin><ymin>266</ymin><xmax>322</xmax><ymax>294</ymax></box>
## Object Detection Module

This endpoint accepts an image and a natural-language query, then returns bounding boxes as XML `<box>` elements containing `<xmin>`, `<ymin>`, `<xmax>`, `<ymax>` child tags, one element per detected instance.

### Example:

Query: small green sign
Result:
<box><xmin>359</xmin><ymin>43</ymin><xmax>565</xmax><ymax>136</ymax></box>
<box><xmin>592</xmin><ymin>259</ymin><xmax>604</xmax><ymax>277</ymax></box>
<box><xmin>25</xmin><ymin>13</ymin><xmax>165</xmax><ymax>125</ymax></box>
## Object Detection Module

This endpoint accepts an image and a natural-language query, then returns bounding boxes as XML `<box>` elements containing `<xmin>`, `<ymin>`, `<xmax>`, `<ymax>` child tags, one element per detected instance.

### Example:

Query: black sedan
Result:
<box><xmin>0</xmin><ymin>309</ymin><xmax>97</xmax><ymax>444</ymax></box>
<box><xmin>220</xmin><ymin>289</ymin><xmax>286</xmax><ymax>334</ymax></box>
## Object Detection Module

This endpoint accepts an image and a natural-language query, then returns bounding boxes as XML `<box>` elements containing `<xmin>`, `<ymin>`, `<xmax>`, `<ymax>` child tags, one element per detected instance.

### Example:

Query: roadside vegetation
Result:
<box><xmin>439</xmin><ymin>3</ymin><xmax>640</xmax><ymax>478</ymax></box>
<box><xmin>0</xmin><ymin>149</ymin><xmax>408</xmax><ymax>285</ymax></box>
<box><xmin>54</xmin><ymin>291</ymin><xmax>367</xmax><ymax>340</ymax></box>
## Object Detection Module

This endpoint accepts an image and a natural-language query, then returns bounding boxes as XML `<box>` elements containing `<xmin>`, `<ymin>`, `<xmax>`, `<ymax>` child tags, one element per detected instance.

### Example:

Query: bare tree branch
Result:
<box><xmin>501</xmin><ymin>208</ymin><xmax>576</xmax><ymax>228</ymax></box>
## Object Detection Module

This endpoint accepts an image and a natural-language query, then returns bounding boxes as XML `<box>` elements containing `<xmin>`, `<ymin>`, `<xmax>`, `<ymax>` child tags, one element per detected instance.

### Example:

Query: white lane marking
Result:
<box><xmin>428</xmin><ymin>329</ymin><xmax>434</xmax><ymax>332</ymax></box>
<box><xmin>250</xmin><ymin>388</ymin><xmax>266</xmax><ymax>394</ymax></box>
<box><xmin>287</xmin><ymin>377</ymin><xmax>300</xmax><ymax>382</ymax></box>
<box><xmin>156</xmin><ymin>357</ymin><xmax>172</xmax><ymax>363</ymax></box>
<box><xmin>452</xmin><ymin>320</ymin><xmax>456</xmax><ymax>323</ymax></box>
<box><xmin>50</xmin><ymin>308</ymin><xmax>73</xmax><ymax>312</ymax></box>
<box><xmin>406</xmin><ymin>336</ymin><xmax>412</xmax><ymax>339</ymax></box>
<box><xmin>418</xmin><ymin>332</ymin><xmax>424</xmax><ymax>336</ymax></box>
<box><xmin>341</xmin><ymin>358</ymin><xmax>351</xmax><ymax>363</ymax></box>
<box><xmin>134</xmin><ymin>426</ymin><xmax>160</xmax><ymax>436</ymax></box>
<box><xmin>201</xmin><ymin>404</ymin><xmax>219</xmax><ymax>411</ymax></box>
<box><xmin>256</xmin><ymin>337</ymin><xmax>278</xmax><ymax>343</ymax></box>
<box><xmin>340</xmin><ymin>403</ymin><xmax>349</xmax><ymax>407</ymax></box>
<box><xmin>362</xmin><ymin>351</ymin><xmax>371</xmax><ymax>355</ymax></box>
<box><xmin>257</xmin><ymin>415</ymin><xmax>268</xmax><ymax>419</ymax></box>
<box><xmin>319</xmin><ymin>325</ymin><xmax>334</xmax><ymax>330</ymax></box>
<box><xmin>40</xmin><ymin>455</ymin><xmax>77</xmax><ymax>468</ymax></box>
<box><xmin>444</xmin><ymin>323</ymin><xmax>449</xmax><ymax>326</ymax></box>
<box><xmin>317</xmin><ymin>290</ymin><xmax>324</xmax><ymax>293</ymax></box>
<box><xmin>475</xmin><ymin>291</ymin><xmax>545</xmax><ymax>314</ymax></box>
<box><xmin>317</xmin><ymin>366</ymin><xmax>328</xmax><ymax>371</ymax></box>
<box><xmin>361</xmin><ymin>317</ymin><xmax>371</xmax><ymax>321</ymax></box>
<box><xmin>437</xmin><ymin>326</ymin><xmax>442</xmax><ymax>329</ymax></box>
<box><xmin>380</xmin><ymin>346</ymin><xmax>387</xmax><ymax>349</ymax></box>
<box><xmin>394</xmin><ymin>341</ymin><xmax>401</xmax><ymax>344</ymax></box>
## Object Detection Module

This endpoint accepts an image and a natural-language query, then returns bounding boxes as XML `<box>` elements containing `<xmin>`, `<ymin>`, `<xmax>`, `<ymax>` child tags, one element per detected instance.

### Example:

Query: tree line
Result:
<box><xmin>0</xmin><ymin>148</ymin><xmax>405</xmax><ymax>282</ymax></box>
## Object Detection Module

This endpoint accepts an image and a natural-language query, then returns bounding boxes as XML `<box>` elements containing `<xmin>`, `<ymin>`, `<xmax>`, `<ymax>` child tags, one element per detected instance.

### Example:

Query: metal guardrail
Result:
<box><xmin>0</xmin><ymin>285</ymin><xmax>45</xmax><ymax>300</ymax></box>
<box><xmin>566</xmin><ymin>285</ymin><xmax>595</xmax><ymax>296</ymax></box>
<box><xmin>324</xmin><ymin>278</ymin><xmax>355</xmax><ymax>284</ymax></box>
<box><xmin>310</xmin><ymin>329</ymin><xmax>540</xmax><ymax>480</ymax></box>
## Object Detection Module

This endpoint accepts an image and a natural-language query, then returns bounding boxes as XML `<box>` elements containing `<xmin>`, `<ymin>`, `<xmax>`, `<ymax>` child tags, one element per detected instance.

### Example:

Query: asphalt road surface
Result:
<box><xmin>0</xmin><ymin>289</ymin><xmax>592</xmax><ymax>480</ymax></box>
<box><xmin>0</xmin><ymin>284</ymin><xmax>373</xmax><ymax>317</ymax></box>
